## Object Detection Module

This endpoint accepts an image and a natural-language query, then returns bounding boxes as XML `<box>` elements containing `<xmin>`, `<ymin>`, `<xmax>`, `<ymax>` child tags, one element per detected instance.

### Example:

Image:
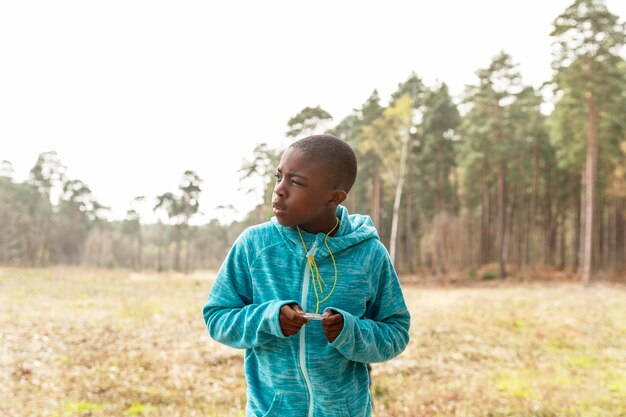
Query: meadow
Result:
<box><xmin>1</xmin><ymin>267</ymin><xmax>625</xmax><ymax>417</ymax></box>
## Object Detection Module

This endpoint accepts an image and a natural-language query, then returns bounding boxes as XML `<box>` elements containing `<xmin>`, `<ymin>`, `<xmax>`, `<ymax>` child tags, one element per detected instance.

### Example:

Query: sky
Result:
<box><xmin>1</xmin><ymin>1</ymin><xmax>625</xmax><ymax>225</ymax></box>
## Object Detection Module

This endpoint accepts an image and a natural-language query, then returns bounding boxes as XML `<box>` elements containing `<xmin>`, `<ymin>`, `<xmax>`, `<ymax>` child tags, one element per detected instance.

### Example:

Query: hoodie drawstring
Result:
<box><xmin>296</xmin><ymin>217</ymin><xmax>339</xmax><ymax>314</ymax></box>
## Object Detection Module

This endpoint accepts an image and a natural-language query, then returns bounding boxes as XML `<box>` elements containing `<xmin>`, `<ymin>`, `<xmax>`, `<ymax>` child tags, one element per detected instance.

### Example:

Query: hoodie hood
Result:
<box><xmin>271</xmin><ymin>205</ymin><xmax>379</xmax><ymax>260</ymax></box>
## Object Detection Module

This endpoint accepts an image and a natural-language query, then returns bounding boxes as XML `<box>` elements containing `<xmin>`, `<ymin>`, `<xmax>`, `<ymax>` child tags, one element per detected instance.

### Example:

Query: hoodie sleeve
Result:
<box><xmin>202</xmin><ymin>230</ymin><xmax>295</xmax><ymax>349</ymax></box>
<box><xmin>327</xmin><ymin>247</ymin><xmax>410</xmax><ymax>363</ymax></box>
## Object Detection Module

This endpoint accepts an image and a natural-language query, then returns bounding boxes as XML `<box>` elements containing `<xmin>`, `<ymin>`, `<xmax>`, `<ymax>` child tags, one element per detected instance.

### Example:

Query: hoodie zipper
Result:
<box><xmin>299</xmin><ymin>240</ymin><xmax>317</xmax><ymax>417</ymax></box>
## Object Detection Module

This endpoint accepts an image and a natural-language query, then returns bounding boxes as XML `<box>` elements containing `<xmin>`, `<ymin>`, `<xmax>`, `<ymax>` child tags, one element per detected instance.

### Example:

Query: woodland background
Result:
<box><xmin>3</xmin><ymin>2</ymin><xmax>626</xmax><ymax>416</ymax></box>
<box><xmin>1</xmin><ymin>0</ymin><xmax>626</xmax><ymax>285</ymax></box>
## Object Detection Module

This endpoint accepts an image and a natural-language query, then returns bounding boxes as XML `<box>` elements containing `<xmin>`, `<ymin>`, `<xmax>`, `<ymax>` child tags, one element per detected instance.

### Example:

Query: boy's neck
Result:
<box><xmin>298</xmin><ymin>216</ymin><xmax>339</xmax><ymax>237</ymax></box>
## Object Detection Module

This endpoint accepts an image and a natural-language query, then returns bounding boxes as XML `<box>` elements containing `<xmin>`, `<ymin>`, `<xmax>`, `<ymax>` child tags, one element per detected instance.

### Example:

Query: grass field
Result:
<box><xmin>1</xmin><ymin>267</ymin><xmax>625</xmax><ymax>417</ymax></box>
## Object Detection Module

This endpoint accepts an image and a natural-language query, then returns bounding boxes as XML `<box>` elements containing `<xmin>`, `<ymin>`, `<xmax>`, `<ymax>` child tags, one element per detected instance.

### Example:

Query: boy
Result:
<box><xmin>202</xmin><ymin>134</ymin><xmax>410</xmax><ymax>417</ymax></box>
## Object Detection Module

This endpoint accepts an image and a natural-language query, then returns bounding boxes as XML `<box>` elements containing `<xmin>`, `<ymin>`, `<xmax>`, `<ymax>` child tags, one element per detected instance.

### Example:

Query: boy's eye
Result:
<box><xmin>274</xmin><ymin>172</ymin><xmax>301</xmax><ymax>186</ymax></box>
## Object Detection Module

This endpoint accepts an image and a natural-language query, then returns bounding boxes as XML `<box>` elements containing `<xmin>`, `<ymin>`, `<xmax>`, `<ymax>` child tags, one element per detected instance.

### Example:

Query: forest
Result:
<box><xmin>1</xmin><ymin>0</ymin><xmax>625</xmax><ymax>284</ymax></box>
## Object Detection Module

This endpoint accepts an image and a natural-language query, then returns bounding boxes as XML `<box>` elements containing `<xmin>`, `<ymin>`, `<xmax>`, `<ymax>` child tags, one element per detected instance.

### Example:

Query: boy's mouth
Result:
<box><xmin>272</xmin><ymin>202</ymin><xmax>287</xmax><ymax>215</ymax></box>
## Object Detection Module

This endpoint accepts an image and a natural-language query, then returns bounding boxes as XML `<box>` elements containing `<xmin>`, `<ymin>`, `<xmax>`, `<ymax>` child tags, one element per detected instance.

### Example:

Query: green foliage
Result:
<box><xmin>286</xmin><ymin>105</ymin><xmax>333</xmax><ymax>139</ymax></box>
<box><xmin>390</xmin><ymin>72</ymin><xmax>425</xmax><ymax>109</ymax></box>
<box><xmin>495</xmin><ymin>370</ymin><xmax>539</xmax><ymax>399</ymax></box>
<box><xmin>237</xmin><ymin>142</ymin><xmax>281</xmax><ymax>222</ymax></box>
<box><xmin>459</xmin><ymin>51</ymin><xmax>523</xmax><ymax>208</ymax></box>
<box><xmin>415</xmin><ymin>82</ymin><xmax>461</xmax><ymax>219</ymax></box>
<box><xmin>29</xmin><ymin>150</ymin><xmax>66</xmax><ymax>201</ymax></box>
<box><xmin>65</xmin><ymin>401</ymin><xmax>103</xmax><ymax>413</ymax></box>
<box><xmin>333</xmin><ymin>90</ymin><xmax>385</xmax><ymax>215</ymax></box>
<box><xmin>549</xmin><ymin>0</ymin><xmax>626</xmax><ymax>189</ymax></box>
<box><xmin>2</xmin><ymin>2</ymin><xmax>626</xmax><ymax>276</ymax></box>
<box><xmin>0</xmin><ymin>178</ymin><xmax>48</xmax><ymax>264</ymax></box>
<box><xmin>124</xmin><ymin>402</ymin><xmax>150</xmax><ymax>415</ymax></box>
<box><xmin>482</xmin><ymin>270</ymin><xmax>497</xmax><ymax>280</ymax></box>
<box><xmin>361</xmin><ymin>95</ymin><xmax>414</xmax><ymax>185</ymax></box>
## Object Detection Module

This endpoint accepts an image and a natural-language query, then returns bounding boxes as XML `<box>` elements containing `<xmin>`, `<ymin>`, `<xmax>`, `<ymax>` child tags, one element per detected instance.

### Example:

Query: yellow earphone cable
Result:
<box><xmin>297</xmin><ymin>217</ymin><xmax>339</xmax><ymax>314</ymax></box>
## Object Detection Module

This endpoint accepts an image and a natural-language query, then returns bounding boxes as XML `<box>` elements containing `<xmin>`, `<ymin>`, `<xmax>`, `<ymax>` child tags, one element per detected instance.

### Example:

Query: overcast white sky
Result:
<box><xmin>1</xmin><ymin>1</ymin><xmax>625</xmax><ymax>224</ymax></box>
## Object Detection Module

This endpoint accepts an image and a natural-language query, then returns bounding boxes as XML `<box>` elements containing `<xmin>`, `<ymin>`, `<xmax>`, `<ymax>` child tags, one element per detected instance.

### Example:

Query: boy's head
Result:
<box><xmin>290</xmin><ymin>134</ymin><xmax>358</xmax><ymax>193</ymax></box>
<box><xmin>272</xmin><ymin>134</ymin><xmax>358</xmax><ymax>233</ymax></box>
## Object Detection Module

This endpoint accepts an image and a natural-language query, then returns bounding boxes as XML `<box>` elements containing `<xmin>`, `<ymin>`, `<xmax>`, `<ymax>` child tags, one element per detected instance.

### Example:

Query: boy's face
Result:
<box><xmin>272</xmin><ymin>147</ymin><xmax>342</xmax><ymax>233</ymax></box>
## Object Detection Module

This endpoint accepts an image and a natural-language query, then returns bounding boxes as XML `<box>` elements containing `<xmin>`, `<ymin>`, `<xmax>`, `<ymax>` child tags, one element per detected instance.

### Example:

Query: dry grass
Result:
<box><xmin>1</xmin><ymin>267</ymin><xmax>625</xmax><ymax>417</ymax></box>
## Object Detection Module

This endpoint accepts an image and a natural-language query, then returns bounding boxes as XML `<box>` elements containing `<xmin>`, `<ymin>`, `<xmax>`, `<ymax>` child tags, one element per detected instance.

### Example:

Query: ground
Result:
<box><xmin>1</xmin><ymin>267</ymin><xmax>625</xmax><ymax>417</ymax></box>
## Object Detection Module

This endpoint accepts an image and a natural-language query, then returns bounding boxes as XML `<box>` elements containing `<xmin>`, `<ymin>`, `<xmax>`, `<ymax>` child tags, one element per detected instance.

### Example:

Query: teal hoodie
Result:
<box><xmin>202</xmin><ymin>205</ymin><xmax>410</xmax><ymax>417</ymax></box>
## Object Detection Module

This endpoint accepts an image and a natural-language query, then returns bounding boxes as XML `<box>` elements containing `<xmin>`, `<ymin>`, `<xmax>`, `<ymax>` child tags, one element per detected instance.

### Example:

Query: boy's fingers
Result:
<box><xmin>281</xmin><ymin>304</ymin><xmax>303</xmax><ymax>320</ymax></box>
<box><xmin>322</xmin><ymin>313</ymin><xmax>342</xmax><ymax>325</ymax></box>
<box><xmin>286</xmin><ymin>303</ymin><xmax>308</xmax><ymax>323</ymax></box>
<box><xmin>324</xmin><ymin>324</ymin><xmax>343</xmax><ymax>334</ymax></box>
<box><xmin>279</xmin><ymin>315</ymin><xmax>306</xmax><ymax>336</ymax></box>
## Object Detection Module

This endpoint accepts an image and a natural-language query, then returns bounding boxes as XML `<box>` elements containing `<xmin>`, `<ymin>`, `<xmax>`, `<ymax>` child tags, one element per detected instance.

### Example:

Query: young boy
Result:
<box><xmin>202</xmin><ymin>134</ymin><xmax>410</xmax><ymax>417</ymax></box>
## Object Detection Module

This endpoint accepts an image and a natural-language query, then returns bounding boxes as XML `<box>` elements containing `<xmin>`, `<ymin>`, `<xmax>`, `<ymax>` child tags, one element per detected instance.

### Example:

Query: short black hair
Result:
<box><xmin>289</xmin><ymin>134</ymin><xmax>358</xmax><ymax>193</ymax></box>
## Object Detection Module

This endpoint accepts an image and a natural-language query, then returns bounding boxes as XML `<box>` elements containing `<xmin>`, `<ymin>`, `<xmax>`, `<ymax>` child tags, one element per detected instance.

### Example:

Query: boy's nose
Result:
<box><xmin>274</xmin><ymin>185</ymin><xmax>286</xmax><ymax>197</ymax></box>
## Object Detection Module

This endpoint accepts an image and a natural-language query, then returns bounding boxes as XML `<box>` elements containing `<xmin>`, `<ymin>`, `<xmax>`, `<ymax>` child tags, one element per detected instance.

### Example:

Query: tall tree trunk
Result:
<box><xmin>436</xmin><ymin>159</ymin><xmax>443</xmax><ymax>213</ymax></box>
<box><xmin>389</xmin><ymin>135</ymin><xmax>409</xmax><ymax>265</ymax></box>
<box><xmin>414</xmin><ymin>209</ymin><xmax>421</xmax><ymax>268</ymax></box>
<box><xmin>582</xmin><ymin>91</ymin><xmax>597</xmax><ymax>286</ymax></box>
<box><xmin>530</xmin><ymin>148</ymin><xmax>538</xmax><ymax>266</ymax></box>
<box><xmin>452</xmin><ymin>165</ymin><xmax>461</xmax><ymax>215</ymax></box>
<box><xmin>371</xmin><ymin>174</ymin><xmax>381</xmax><ymax>230</ymax></box>
<box><xmin>517</xmin><ymin>185</ymin><xmax>525</xmax><ymax>267</ymax></box>
<box><xmin>573</xmin><ymin>183</ymin><xmax>581</xmax><ymax>269</ymax></box>
<box><xmin>503</xmin><ymin>183</ymin><xmax>515</xmax><ymax>275</ymax></box>
<box><xmin>497</xmin><ymin>160</ymin><xmax>507</xmax><ymax>278</ymax></box>
<box><xmin>405</xmin><ymin>176</ymin><xmax>416</xmax><ymax>273</ymax></box>
<box><xmin>600</xmin><ymin>205</ymin><xmax>606</xmax><ymax>269</ymax></box>
<box><xmin>466</xmin><ymin>210</ymin><xmax>474</xmax><ymax>269</ymax></box>
<box><xmin>480</xmin><ymin>177</ymin><xmax>490</xmax><ymax>265</ymax></box>
<box><xmin>558</xmin><ymin>212</ymin><xmax>566</xmax><ymax>270</ymax></box>
<box><xmin>544</xmin><ymin>170</ymin><xmax>555</xmax><ymax>265</ymax></box>
<box><xmin>616</xmin><ymin>199</ymin><xmax>625</xmax><ymax>270</ymax></box>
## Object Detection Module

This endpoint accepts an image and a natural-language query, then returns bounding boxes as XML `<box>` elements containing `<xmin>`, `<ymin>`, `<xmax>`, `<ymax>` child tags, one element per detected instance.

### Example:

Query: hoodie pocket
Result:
<box><xmin>261</xmin><ymin>392</ymin><xmax>285</xmax><ymax>417</ymax></box>
<box><xmin>325</xmin><ymin>398</ymin><xmax>352</xmax><ymax>417</ymax></box>
<box><xmin>340</xmin><ymin>400</ymin><xmax>352</xmax><ymax>417</ymax></box>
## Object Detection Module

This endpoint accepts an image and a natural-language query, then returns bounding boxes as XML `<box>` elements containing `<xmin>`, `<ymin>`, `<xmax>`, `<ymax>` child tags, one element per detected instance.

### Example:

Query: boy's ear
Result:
<box><xmin>326</xmin><ymin>189</ymin><xmax>347</xmax><ymax>207</ymax></box>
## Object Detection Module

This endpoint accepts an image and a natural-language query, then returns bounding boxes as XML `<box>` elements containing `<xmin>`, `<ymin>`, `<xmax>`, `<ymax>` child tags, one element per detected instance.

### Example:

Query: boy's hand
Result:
<box><xmin>279</xmin><ymin>303</ymin><xmax>308</xmax><ymax>336</ymax></box>
<box><xmin>321</xmin><ymin>309</ymin><xmax>344</xmax><ymax>343</ymax></box>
